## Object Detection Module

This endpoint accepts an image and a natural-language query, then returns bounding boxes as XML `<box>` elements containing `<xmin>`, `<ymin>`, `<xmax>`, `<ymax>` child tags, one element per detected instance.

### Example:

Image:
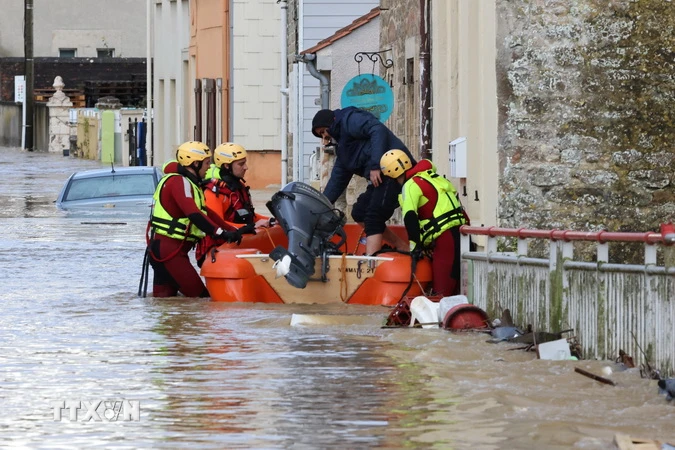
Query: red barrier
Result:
<box><xmin>459</xmin><ymin>224</ymin><xmax>672</xmax><ymax>245</ymax></box>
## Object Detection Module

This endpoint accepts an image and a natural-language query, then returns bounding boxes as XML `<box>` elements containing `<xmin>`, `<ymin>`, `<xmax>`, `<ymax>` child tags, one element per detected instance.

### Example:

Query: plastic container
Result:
<box><xmin>441</xmin><ymin>304</ymin><xmax>490</xmax><ymax>330</ymax></box>
<box><xmin>409</xmin><ymin>296</ymin><xmax>440</xmax><ymax>328</ymax></box>
<box><xmin>438</xmin><ymin>295</ymin><xmax>469</xmax><ymax>320</ymax></box>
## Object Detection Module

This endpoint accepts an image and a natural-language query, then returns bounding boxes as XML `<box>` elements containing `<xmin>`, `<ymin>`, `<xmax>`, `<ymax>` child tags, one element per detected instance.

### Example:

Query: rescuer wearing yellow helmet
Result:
<box><xmin>196</xmin><ymin>142</ymin><xmax>274</xmax><ymax>265</ymax></box>
<box><xmin>380</xmin><ymin>149</ymin><xmax>468</xmax><ymax>296</ymax></box>
<box><xmin>146</xmin><ymin>141</ymin><xmax>241</xmax><ymax>298</ymax></box>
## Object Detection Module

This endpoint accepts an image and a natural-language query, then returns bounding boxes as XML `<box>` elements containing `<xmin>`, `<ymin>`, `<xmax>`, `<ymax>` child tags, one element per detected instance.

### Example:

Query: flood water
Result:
<box><xmin>0</xmin><ymin>146</ymin><xmax>673</xmax><ymax>449</ymax></box>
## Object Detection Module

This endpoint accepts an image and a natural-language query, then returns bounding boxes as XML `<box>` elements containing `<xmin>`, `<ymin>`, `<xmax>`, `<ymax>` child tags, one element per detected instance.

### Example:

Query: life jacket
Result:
<box><xmin>204</xmin><ymin>163</ymin><xmax>219</xmax><ymax>181</ymax></box>
<box><xmin>203</xmin><ymin>173</ymin><xmax>255</xmax><ymax>225</ymax></box>
<box><xmin>149</xmin><ymin>173</ymin><xmax>207</xmax><ymax>241</ymax></box>
<box><xmin>401</xmin><ymin>162</ymin><xmax>467</xmax><ymax>246</ymax></box>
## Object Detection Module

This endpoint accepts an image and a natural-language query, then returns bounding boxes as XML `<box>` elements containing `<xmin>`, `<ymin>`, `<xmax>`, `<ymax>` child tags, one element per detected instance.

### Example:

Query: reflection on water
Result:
<box><xmin>0</xmin><ymin>147</ymin><xmax>673</xmax><ymax>449</ymax></box>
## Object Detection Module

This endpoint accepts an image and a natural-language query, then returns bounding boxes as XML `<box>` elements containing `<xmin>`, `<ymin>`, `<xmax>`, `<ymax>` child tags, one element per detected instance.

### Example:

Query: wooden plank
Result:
<box><xmin>614</xmin><ymin>434</ymin><xmax>662</xmax><ymax>450</ymax></box>
<box><xmin>240</xmin><ymin>254</ymin><xmax>392</xmax><ymax>304</ymax></box>
<box><xmin>574</xmin><ymin>367</ymin><xmax>616</xmax><ymax>386</ymax></box>
<box><xmin>615</xmin><ymin>433</ymin><xmax>635</xmax><ymax>450</ymax></box>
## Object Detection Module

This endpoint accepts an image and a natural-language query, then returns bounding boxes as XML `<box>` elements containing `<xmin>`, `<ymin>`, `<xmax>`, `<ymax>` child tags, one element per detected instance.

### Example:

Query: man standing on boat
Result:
<box><xmin>147</xmin><ymin>141</ymin><xmax>241</xmax><ymax>298</ymax></box>
<box><xmin>380</xmin><ymin>149</ymin><xmax>468</xmax><ymax>296</ymax></box>
<box><xmin>196</xmin><ymin>142</ymin><xmax>273</xmax><ymax>265</ymax></box>
<box><xmin>311</xmin><ymin>107</ymin><xmax>414</xmax><ymax>256</ymax></box>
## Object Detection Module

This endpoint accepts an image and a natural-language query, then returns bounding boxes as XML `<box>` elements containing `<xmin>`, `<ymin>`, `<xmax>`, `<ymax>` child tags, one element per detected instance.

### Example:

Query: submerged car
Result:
<box><xmin>56</xmin><ymin>166</ymin><xmax>163</xmax><ymax>211</ymax></box>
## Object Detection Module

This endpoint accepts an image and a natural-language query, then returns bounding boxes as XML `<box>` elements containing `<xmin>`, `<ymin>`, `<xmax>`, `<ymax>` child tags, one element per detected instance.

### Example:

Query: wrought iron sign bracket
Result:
<box><xmin>354</xmin><ymin>50</ymin><xmax>394</xmax><ymax>76</ymax></box>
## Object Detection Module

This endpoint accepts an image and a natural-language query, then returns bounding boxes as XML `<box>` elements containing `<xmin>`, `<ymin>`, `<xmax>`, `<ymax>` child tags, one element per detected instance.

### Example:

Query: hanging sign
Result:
<box><xmin>340</xmin><ymin>74</ymin><xmax>393</xmax><ymax>122</ymax></box>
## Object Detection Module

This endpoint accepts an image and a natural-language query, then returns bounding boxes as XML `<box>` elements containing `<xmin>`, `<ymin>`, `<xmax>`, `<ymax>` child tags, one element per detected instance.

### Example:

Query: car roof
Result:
<box><xmin>70</xmin><ymin>166</ymin><xmax>161</xmax><ymax>179</ymax></box>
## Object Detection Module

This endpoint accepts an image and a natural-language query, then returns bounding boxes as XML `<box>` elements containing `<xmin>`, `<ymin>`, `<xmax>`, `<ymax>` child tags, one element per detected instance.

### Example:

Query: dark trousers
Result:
<box><xmin>350</xmin><ymin>177</ymin><xmax>401</xmax><ymax>236</ymax></box>
<box><xmin>149</xmin><ymin>235</ymin><xmax>209</xmax><ymax>298</ymax></box>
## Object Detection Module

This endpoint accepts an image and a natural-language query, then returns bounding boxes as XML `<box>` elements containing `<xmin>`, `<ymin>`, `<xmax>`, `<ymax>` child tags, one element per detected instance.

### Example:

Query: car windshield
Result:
<box><xmin>64</xmin><ymin>173</ymin><xmax>156</xmax><ymax>201</ymax></box>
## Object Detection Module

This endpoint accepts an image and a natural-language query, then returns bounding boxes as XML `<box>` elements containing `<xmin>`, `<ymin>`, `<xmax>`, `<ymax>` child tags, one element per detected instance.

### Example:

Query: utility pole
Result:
<box><xmin>24</xmin><ymin>0</ymin><xmax>34</xmax><ymax>151</ymax></box>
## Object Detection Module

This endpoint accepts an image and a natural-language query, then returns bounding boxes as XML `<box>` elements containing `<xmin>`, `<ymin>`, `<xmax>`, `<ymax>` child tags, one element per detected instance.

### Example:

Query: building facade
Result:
<box><xmin>286</xmin><ymin>0</ymin><xmax>379</xmax><ymax>183</ymax></box>
<box><xmin>154</xmin><ymin>0</ymin><xmax>282</xmax><ymax>188</ymax></box>
<box><xmin>0</xmin><ymin>0</ymin><xmax>147</xmax><ymax>58</ymax></box>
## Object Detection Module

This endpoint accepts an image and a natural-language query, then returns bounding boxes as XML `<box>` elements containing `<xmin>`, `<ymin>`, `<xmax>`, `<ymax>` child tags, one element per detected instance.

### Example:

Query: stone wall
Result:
<box><xmin>377</xmin><ymin>0</ymin><xmax>421</xmax><ymax>227</ymax></box>
<box><xmin>379</xmin><ymin>0</ymin><xmax>421</xmax><ymax>159</ymax></box>
<box><xmin>496</xmin><ymin>0</ymin><xmax>675</xmax><ymax>235</ymax></box>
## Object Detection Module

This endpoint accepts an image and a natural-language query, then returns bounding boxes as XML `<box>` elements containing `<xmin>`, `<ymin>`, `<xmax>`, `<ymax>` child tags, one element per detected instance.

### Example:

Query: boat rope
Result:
<box><xmin>352</xmin><ymin>229</ymin><xmax>366</xmax><ymax>254</ymax></box>
<box><xmin>138</xmin><ymin>221</ymin><xmax>153</xmax><ymax>297</ymax></box>
<box><xmin>146</xmin><ymin>220</ymin><xmax>192</xmax><ymax>263</ymax></box>
<box><xmin>414</xmin><ymin>273</ymin><xmax>425</xmax><ymax>293</ymax></box>
<box><xmin>396</xmin><ymin>251</ymin><xmax>419</xmax><ymax>303</ymax></box>
<box><xmin>138</xmin><ymin>246</ymin><xmax>150</xmax><ymax>298</ymax></box>
<box><xmin>262</xmin><ymin>226</ymin><xmax>276</xmax><ymax>249</ymax></box>
<box><xmin>340</xmin><ymin>253</ymin><xmax>348</xmax><ymax>302</ymax></box>
<box><xmin>138</xmin><ymin>218</ymin><xmax>194</xmax><ymax>298</ymax></box>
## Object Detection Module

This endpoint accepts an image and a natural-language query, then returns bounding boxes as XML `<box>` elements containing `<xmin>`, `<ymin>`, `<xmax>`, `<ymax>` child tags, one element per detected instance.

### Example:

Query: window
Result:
<box><xmin>97</xmin><ymin>48</ymin><xmax>115</xmax><ymax>58</ymax></box>
<box><xmin>59</xmin><ymin>48</ymin><xmax>76</xmax><ymax>58</ymax></box>
<box><xmin>64</xmin><ymin>174</ymin><xmax>157</xmax><ymax>201</ymax></box>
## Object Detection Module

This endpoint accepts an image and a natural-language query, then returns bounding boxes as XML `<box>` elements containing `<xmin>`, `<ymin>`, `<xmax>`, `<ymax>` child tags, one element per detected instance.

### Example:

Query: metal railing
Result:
<box><xmin>460</xmin><ymin>224</ymin><xmax>675</xmax><ymax>377</ymax></box>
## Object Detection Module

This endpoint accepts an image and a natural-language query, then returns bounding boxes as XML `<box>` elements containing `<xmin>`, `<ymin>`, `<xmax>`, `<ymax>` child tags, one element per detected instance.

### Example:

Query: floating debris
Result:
<box><xmin>574</xmin><ymin>367</ymin><xmax>616</xmax><ymax>386</ymax></box>
<box><xmin>658</xmin><ymin>378</ymin><xmax>675</xmax><ymax>401</ymax></box>
<box><xmin>614</xmin><ymin>433</ymin><xmax>673</xmax><ymax>450</ymax></box>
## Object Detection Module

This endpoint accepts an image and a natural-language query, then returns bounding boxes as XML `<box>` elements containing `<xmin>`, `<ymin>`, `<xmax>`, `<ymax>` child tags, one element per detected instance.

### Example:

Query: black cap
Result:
<box><xmin>312</xmin><ymin>109</ymin><xmax>335</xmax><ymax>137</ymax></box>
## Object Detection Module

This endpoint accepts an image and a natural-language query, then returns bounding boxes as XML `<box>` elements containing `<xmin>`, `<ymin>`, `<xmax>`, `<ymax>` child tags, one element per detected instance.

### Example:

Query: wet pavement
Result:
<box><xmin>0</xmin><ymin>146</ymin><xmax>673</xmax><ymax>449</ymax></box>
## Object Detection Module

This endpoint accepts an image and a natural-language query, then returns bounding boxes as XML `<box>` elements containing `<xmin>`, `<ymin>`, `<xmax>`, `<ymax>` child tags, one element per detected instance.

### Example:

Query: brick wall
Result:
<box><xmin>0</xmin><ymin>57</ymin><xmax>147</xmax><ymax>103</ymax></box>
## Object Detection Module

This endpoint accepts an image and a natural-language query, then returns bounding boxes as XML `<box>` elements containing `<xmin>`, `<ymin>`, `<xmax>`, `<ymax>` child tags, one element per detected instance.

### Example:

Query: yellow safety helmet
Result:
<box><xmin>213</xmin><ymin>143</ymin><xmax>247</xmax><ymax>168</ymax></box>
<box><xmin>176</xmin><ymin>141</ymin><xmax>211</xmax><ymax>167</ymax></box>
<box><xmin>380</xmin><ymin>149</ymin><xmax>412</xmax><ymax>178</ymax></box>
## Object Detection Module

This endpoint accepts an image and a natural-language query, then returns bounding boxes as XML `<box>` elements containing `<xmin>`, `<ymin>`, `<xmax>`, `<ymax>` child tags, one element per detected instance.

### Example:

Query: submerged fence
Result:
<box><xmin>460</xmin><ymin>225</ymin><xmax>675</xmax><ymax>377</ymax></box>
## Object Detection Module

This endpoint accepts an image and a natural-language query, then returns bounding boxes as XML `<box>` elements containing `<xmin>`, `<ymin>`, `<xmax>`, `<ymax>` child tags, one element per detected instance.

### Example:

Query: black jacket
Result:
<box><xmin>323</xmin><ymin>107</ymin><xmax>412</xmax><ymax>203</ymax></box>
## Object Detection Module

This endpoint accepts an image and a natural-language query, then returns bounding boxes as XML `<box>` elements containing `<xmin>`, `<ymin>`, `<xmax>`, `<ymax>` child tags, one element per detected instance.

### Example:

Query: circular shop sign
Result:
<box><xmin>340</xmin><ymin>74</ymin><xmax>394</xmax><ymax>122</ymax></box>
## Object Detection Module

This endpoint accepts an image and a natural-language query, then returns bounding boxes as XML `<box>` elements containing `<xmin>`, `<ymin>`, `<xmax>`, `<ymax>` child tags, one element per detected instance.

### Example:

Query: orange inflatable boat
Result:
<box><xmin>201</xmin><ymin>182</ymin><xmax>432</xmax><ymax>305</ymax></box>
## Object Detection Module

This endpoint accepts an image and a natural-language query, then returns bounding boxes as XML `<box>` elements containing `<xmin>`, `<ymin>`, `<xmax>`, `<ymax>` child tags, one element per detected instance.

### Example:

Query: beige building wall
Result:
<box><xmin>188</xmin><ymin>0</ymin><xmax>280</xmax><ymax>188</ymax></box>
<box><xmin>232</xmin><ymin>0</ymin><xmax>281</xmax><ymax>152</ymax></box>
<box><xmin>431</xmin><ymin>0</ymin><xmax>499</xmax><ymax>231</ymax></box>
<box><xmin>231</xmin><ymin>0</ymin><xmax>281</xmax><ymax>188</ymax></box>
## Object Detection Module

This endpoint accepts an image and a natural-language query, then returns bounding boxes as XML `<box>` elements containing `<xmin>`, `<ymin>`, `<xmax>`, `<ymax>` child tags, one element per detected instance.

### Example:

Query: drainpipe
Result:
<box><xmin>297</xmin><ymin>53</ymin><xmax>330</xmax><ymax>109</ymax></box>
<box><xmin>146</xmin><ymin>0</ymin><xmax>153</xmax><ymax>165</ymax></box>
<box><xmin>419</xmin><ymin>0</ymin><xmax>432</xmax><ymax>160</ymax></box>
<box><xmin>279</xmin><ymin>0</ymin><xmax>289</xmax><ymax>186</ymax></box>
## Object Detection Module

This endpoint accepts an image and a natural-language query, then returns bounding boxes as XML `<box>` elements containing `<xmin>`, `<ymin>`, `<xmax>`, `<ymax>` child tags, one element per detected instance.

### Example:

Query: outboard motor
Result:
<box><xmin>266</xmin><ymin>182</ymin><xmax>346</xmax><ymax>288</ymax></box>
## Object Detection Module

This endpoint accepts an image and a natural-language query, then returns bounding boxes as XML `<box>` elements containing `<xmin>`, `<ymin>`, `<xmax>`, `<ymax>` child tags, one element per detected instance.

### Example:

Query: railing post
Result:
<box><xmin>460</xmin><ymin>232</ymin><xmax>472</xmax><ymax>299</ymax></box>
<box><xmin>548</xmin><ymin>240</ymin><xmax>565</xmax><ymax>333</ymax></box>
<box><xmin>596</xmin><ymin>241</ymin><xmax>609</xmax><ymax>360</ymax></box>
<box><xmin>644</xmin><ymin>243</ymin><xmax>657</xmax><ymax>266</ymax></box>
<box><xmin>517</xmin><ymin>237</ymin><xmax>528</xmax><ymax>257</ymax></box>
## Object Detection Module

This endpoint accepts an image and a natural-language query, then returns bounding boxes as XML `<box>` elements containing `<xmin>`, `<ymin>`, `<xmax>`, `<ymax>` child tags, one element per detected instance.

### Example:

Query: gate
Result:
<box><xmin>126</xmin><ymin>117</ymin><xmax>148</xmax><ymax>166</ymax></box>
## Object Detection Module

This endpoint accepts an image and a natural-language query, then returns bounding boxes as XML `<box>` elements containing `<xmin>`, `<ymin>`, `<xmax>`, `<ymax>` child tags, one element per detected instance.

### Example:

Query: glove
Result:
<box><xmin>238</xmin><ymin>223</ymin><xmax>256</xmax><ymax>235</ymax></box>
<box><xmin>215</xmin><ymin>228</ymin><xmax>242</xmax><ymax>245</ymax></box>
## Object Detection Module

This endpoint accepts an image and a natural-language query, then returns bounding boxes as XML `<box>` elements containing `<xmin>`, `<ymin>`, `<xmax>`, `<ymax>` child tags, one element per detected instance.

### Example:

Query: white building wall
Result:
<box><xmin>296</xmin><ymin>0</ymin><xmax>379</xmax><ymax>182</ymax></box>
<box><xmin>0</xmin><ymin>0</ymin><xmax>146</xmax><ymax>57</ymax></box>
<box><xmin>153</xmin><ymin>0</ymin><xmax>190</xmax><ymax>166</ymax></box>
<box><xmin>317</xmin><ymin>19</ymin><xmax>380</xmax><ymax>109</ymax></box>
<box><xmin>232</xmin><ymin>0</ymin><xmax>281</xmax><ymax>151</ymax></box>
